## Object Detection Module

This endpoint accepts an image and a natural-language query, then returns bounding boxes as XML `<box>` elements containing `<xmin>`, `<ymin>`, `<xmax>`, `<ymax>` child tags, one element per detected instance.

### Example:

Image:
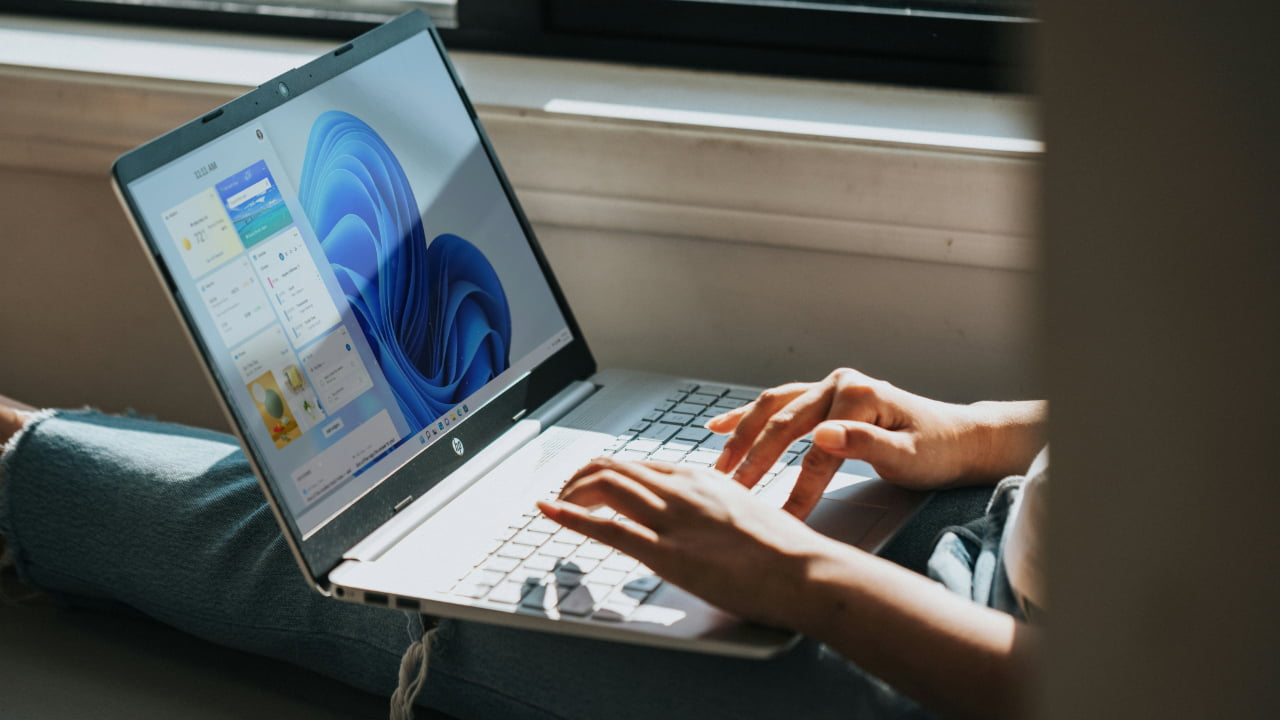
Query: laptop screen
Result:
<box><xmin>122</xmin><ymin>28</ymin><xmax>573</xmax><ymax>540</ymax></box>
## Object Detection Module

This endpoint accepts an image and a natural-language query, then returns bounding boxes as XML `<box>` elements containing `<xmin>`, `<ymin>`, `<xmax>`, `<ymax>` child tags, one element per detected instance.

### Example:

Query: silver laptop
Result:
<box><xmin>111</xmin><ymin>10</ymin><xmax>924</xmax><ymax>659</ymax></box>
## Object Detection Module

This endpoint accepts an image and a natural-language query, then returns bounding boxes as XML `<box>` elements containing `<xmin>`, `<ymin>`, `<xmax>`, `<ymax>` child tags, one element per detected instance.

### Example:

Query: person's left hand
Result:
<box><xmin>537</xmin><ymin>457</ymin><xmax>839</xmax><ymax>629</ymax></box>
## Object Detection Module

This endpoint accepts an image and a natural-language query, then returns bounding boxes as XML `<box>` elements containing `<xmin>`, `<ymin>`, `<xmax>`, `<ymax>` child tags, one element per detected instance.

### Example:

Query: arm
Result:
<box><xmin>539</xmin><ymin>461</ymin><xmax>1037</xmax><ymax>720</ymax></box>
<box><xmin>540</xmin><ymin>369</ymin><xmax>1045</xmax><ymax>717</ymax></box>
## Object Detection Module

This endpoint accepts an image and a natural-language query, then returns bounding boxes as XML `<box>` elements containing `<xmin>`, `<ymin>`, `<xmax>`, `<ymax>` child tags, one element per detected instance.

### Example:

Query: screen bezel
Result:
<box><xmin>111</xmin><ymin>10</ymin><xmax>597</xmax><ymax>588</ymax></box>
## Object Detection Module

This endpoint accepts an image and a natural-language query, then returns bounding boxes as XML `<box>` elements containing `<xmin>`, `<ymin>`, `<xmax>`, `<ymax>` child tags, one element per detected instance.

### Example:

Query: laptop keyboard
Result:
<box><xmin>447</xmin><ymin>382</ymin><xmax>811</xmax><ymax>622</ymax></box>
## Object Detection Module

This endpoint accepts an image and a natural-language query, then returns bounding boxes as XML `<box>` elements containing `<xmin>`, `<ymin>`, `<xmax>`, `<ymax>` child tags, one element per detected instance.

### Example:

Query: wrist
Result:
<box><xmin>961</xmin><ymin>400</ymin><xmax>1047</xmax><ymax>480</ymax></box>
<box><xmin>788</xmin><ymin>538</ymin><xmax>873</xmax><ymax>638</ymax></box>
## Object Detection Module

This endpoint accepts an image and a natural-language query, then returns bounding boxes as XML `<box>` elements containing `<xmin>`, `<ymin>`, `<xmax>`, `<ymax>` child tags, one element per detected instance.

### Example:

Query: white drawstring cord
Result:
<box><xmin>390</xmin><ymin>614</ymin><xmax>441</xmax><ymax>720</ymax></box>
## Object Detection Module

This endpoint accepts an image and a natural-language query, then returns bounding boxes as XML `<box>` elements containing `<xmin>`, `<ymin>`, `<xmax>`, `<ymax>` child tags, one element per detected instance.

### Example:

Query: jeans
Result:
<box><xmin>0</xmin><ymin>410</ymin><xmax>934</xmax><ymax>720</ymax></box>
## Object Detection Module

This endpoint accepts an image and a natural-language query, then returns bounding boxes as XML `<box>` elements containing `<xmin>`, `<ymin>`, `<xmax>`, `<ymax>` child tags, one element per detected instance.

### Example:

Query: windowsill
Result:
<box><xmin>0</xmin><ymin>13</ymin><xmax>1040</xmax><ymax>154</ymax></box>
<box><xmin>0</xmin><ymin>13</ymin><xmax>1041</xmax><ymax>270</ymax></box>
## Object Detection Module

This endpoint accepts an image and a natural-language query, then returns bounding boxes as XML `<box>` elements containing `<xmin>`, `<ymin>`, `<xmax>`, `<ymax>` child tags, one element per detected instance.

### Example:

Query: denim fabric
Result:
<box><xmin>0</xmin><ymin>410</ymin><xmax>934</xmax><ymax>720</ymax></box>
<box><xmin>926</xmin><ymin>477</ymin><xmax>1025</xmax><ymax>620</ymax></box>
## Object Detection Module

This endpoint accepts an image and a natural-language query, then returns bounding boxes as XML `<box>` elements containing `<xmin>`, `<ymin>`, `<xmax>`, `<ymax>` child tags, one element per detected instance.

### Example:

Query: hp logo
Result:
<box><xmin>451</xmin><ymin>437</ymin><xmax>465</xmax><ymax>456</ymax></box>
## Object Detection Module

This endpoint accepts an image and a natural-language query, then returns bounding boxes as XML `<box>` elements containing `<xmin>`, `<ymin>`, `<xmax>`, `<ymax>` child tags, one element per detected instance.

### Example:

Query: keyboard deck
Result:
<box><xmin>447</xmin><ymin>382</ymin><xmax>811</xmax><ymax>622</ymax></box>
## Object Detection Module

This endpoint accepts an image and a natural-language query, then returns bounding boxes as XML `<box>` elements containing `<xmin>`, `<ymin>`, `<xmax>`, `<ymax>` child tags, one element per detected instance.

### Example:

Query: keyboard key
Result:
<box><xmin>529</xmin><ymin>517</ymin><xmax>561</xmax><ymax>534</ymax></box>
<box><xmin>642</xmin><ymin>410</ymin><xmax>663</xmax><ymax>423</ymax></box>
<box><xmin>602</xmin><ymin>553</ymin><xmax>640</xmax><ymax>572</ymax></box>
<box><xmin>659</xmin><ymin>411</ymin><xmax>695</xmax><ymax>426</ymax></box>
<box><xmin>557</xmin><ymin>585</ymin><xmax>596</xmax><ymax>616</ymax></box>
<box><xmin>570</xmin><ymin>556</ymin><xmax>601</xmax><ymax>573</ymax></box>
<box><xmin>613</xmin><ymin>449</ymin><xmax>649</xmax><ymax>462</ymax></box>
<box><xmin>688</xmin><ymin>393</ymin><xmax>719</xmax><ymax>405</ymax></box>
<box><xmin>464</xmin><ymin>568</ymin><xmax>507</xmax><ymax>587</ymax></box>
<box><xmin>600</xmin><ymin>588</ymin><xmax>643</xmax><ymax>615</ymax></box>
<box><xmin>453</xmin><ymin>582</ymin><xmax>492</xmax><ymax>599</ymax></box>
<box><xmin>638</xmin><ymin>424</ymin><xmax>680</xmax><ymax>443</ymax></box>
<box><xmin>585</xmin><ymin>581</ymin><xmax>615</xmax><ymax>598</ymax></box>
<box><xmin>555</xmin><ymin>559</ymin><xmax>586</xmax><ymax>585</ymax></box>
<box><xmin>554</xmin><ymin>528</ymin><xmax>588</xmax><ymax>545</ymax></box>
<box><xmin>698</xmin><ymin>385</ymin><xmax>730</xmax><ymax>397</ymax></box>
<box><xmin>481</xmin><ymin>556</ymin><xmax>520</xmax><ymax>574</ymax></box>
<box><xmin>486</xmin><ymin>581</ymin><xmax>527</xmax><ymax>606</ymax></box>
<box><xmin>674</xmin><ymin>402</ymin><xmax>705</xmax><ymax>416</ymax></box>
<box><xmin>515</xmin><ymin>529</ymin><xmax>553</xmax><ymax>547</ymax></box>
<box><xmin>677</xmin><ymin>381</ymin><xmax>699</xmax><ymax>393</ymax></box>
<box><xmin>622</xmin><ymin>575</ymin><xmax>663</xmax><ymax>597</ymax></box>
<box><xmin>519</xmin><ymin>582</ymin><xmax>552</xmax><ymax>612</ymax></box>
<box><xmin>586</xmin><ymin>568</ymin><xmax>626</xmax><ymax>586</ymax></box>
<box><xmin>520</xmin><ymin>554</ymin><xmax>557</xmax><ymax>573</ymax></box>
<box><xmin>591</xmin><ymin>607</ymin><xmax>627</xmax><ymax>622</ymax></box>
<box><xmin>496</xmin><ymin>541</ymin><xmax>537</xmax><ymax>560</ymax></box>
<box><xmin>713</xmin><ymin>397</ymin><xmax>741</xmax><ymax>410</ymax></box>
<box><xmin>628</xmin><ymin>422</ymin><xmax>651</xmax><ymax>434</ymax></box>
<box><xmin>649</xmin><ymin>448</ymin><xmax>687</xmax><ymax>464</ymax></box>
<box><xmin>686</xmin><ymin>448</ymin><xmax>721</xmax><ymax>465</ymax></box>
<box><xmin>576</xmin><ymin>542</ymin><xmax>612</xmax><ymax>560</ymax></box>
<box><xmin>543</xmin><ymin>541</ymin><xmax>580</xmax><ymax>559</ymax></box>
<box><xmin>675</xmin><ymin>427</ymin><xmax>712</xmax><ymax>444</ymax></box>
<box><xmin>699</xmin><ymin>434</ymin><xmax>729</xmax><ymax>452</ymax></box>
<box><xmin>624</xmin><ymin>438</ymin><xmax>661</xmax><ymax>453</ymax></box>
<box><xmin>726</xmin><ymin>389</ymin><xmax>758</xmax><ymax>402</ymax></box>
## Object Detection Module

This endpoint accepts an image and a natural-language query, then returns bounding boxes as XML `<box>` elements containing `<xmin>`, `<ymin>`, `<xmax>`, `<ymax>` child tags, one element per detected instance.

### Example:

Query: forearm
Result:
<box><xmin>794</xmin><ymin>541</ymin><xmax>1037</xmax><ymax>720</ymax></box>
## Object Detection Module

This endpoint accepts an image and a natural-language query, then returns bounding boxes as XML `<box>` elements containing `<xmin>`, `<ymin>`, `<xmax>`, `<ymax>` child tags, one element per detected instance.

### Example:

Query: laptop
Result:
<box><xmin>110</xmin><ymin>10</ymin><xmax>924</xmax><ymax>659</ymax></box>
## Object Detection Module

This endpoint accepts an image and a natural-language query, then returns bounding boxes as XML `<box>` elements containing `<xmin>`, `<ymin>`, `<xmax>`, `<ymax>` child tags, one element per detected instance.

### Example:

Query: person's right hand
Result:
<box><xmin>707</xmin><ymin>368</ymin><xmax>1046</xmax><ymax>520</ymax></box>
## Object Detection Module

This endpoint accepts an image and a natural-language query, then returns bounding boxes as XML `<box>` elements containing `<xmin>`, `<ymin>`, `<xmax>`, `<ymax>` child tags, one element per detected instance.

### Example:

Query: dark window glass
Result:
<box><xmin>8</xmin><ymin>0</ymin><xmax>1035</xmax><ymax>91</ymax></box>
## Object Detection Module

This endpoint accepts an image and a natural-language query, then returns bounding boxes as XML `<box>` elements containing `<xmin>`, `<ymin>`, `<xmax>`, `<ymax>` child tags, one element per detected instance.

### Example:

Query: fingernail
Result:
<box><xmin>813</xmin><ymin>423</ymin><xmax>847</xmax><ymax>449</ymax></box>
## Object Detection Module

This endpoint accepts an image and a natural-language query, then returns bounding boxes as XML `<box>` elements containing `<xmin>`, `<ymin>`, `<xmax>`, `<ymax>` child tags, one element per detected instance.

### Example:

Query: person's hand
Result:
<box><xmin>537</xmin><ymin>458</ymin><xmax>839</xmax><ymax>629</ymax></box>
<box><xmin>0</xmin><ymin>397</ymin><xmax>33</xmax><ymax>445</ymax></box>
<box><xmin>707</xmin><ymin>368</ymin><xmax>1046</xmax><ymax>519</ymax></box>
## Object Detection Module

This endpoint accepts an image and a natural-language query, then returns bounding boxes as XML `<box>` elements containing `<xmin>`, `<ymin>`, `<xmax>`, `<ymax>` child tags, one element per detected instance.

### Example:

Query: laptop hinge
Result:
<box><xmin>527</xmin><ymin>379</ymin><xmax>597</xmax><ymax>427</ymax></box>
<box><xmin>340</xmin><ymin>380</ymin><xmax>599</xmax><ymax>564</ymax></box>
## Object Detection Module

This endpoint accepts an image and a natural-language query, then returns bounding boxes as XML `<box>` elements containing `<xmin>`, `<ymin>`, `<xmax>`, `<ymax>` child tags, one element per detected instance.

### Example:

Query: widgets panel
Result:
<box><xmin>215</xmin><ymin>160</ymin><xmax>294</xmax><ymax>248</ymax></box>
<box><xmin>248</xmin><ymin>226</ymin><xmax>342</xmax><ymax>348</ymax></box>
<box><xmin>196</xmin><ymin>255</ymin><xmax>274</xmax><ymax>348</ymax></box>
<box><xmin>299</xmin><ymin>325</ymin><xmax>375</xmax><ymax>416</ymax></box>
<box><xmin>232</xmin><ymin>325</ymin><xmax>327</xmax><ymax>442</ymax></box>
<box><xmin>161</xmin><ymin>188</ymin><xmax>242</xmax><ymax>278</ymax></box>
<box><xmin>291</xmin><ymin>410</ymin><xmax>400</xmax><ymax>502</ymax></box>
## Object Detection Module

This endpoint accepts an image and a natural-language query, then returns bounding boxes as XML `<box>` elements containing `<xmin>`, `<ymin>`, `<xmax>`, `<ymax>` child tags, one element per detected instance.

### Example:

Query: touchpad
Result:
<box><xmin>805</xmin><ymin>498</ymin><xmax>887</xmax><ymax>547</ymax></box>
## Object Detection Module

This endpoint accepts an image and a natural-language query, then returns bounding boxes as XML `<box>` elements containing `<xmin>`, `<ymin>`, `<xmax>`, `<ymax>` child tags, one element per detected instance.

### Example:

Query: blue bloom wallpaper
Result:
<box><xmin>297</xmin><ymin>110</ymin><xmax>512</xmax><ymax>429</ymax></box>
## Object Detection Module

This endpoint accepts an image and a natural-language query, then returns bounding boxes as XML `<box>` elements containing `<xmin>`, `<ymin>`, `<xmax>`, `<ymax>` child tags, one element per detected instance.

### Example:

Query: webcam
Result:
<box><xmin>277</xmin><ymin>81</ymin><xmax>290</xmax><ymax>98</ymax></box>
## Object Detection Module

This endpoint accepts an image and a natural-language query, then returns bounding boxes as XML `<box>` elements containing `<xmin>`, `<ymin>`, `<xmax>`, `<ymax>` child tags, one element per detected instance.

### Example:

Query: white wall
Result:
<box><xmin>0</xmin><ymin>23</ymin><xmax>1041</xmax><ymax>430</ymax></box>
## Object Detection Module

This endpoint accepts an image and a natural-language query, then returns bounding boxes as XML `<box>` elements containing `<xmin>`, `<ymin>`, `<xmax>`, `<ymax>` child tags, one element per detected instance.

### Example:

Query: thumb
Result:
<box><xmin>812</xmin><ymin>420</ymin><xmax>910</xmax><ymax>468</ymax></box>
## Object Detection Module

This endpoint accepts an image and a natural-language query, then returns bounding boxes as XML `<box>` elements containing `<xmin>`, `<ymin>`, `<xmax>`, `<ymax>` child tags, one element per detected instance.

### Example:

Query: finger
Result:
<box><xmin>537</xmin><ymin>500</ymin><xmax>659</xmax><ymax>561</ymax></box>
<box><xmin>714</xmin><ymin>382</ymin><xmax>810</xmax><ymax>474</ymax></box>
<box><xmin>825</xmin><ymin>371</ymin><xmax>884</xmax><ymax>430</ymax></box>
<box><xmin>731</xmin><ymin>384</ymin><xmax>833</xmax><ymax>489</ymax></box>
<box><xmin>812</xmin><ymin>420</ymin><xmax>914</xmax><ymax>474</ymax></box>
<box><xmin>703</xmin><ymin>400</ymin><xmax>757</xmax><ymax>433</ymax></box>
<box><xmin>559</xmin><ymin>468</ymin><xmax>669</xmax><ymax>528</ymax></box>
<box><xmin>781</xmin><ymin>446</ymin><xmax>842</xmax><ymax>519</ymax></box>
